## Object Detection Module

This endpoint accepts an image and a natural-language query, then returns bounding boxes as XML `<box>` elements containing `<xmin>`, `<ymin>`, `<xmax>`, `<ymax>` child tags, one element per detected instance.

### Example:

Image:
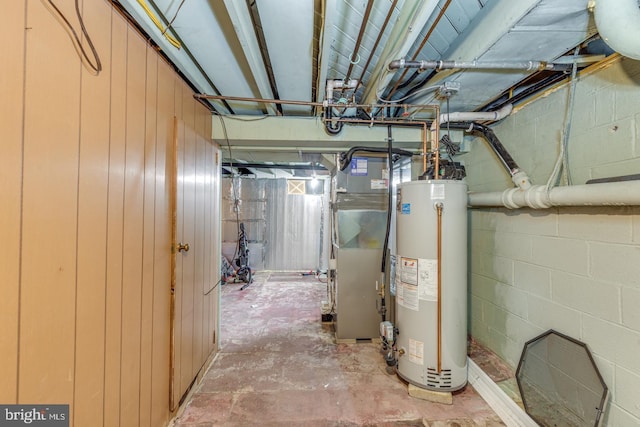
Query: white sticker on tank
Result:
<box><xmin>398</xmin><ymin>282</ymin><xmax>419</xmax><ymax>311</ymax></box>
<box><xmin>409</xmin><ymin>338</ymin><xmax>424</xmax><ymax>365</ymax></box>
<box><xmin>400</xmin><ymin>257</ymin><xmax>418</xmax><ymax>285</ymax></box>
<box><xmin>398</xmin><ymin>257</ymin><xmax>419</xmax><ymax>310</ymax></box>
<box><xmin>431</xmin><ymin>184</ymin><xmax>445</xmax><ymax>200</ymax></box>
<box><xmin>418</xmin><ymin>258</ymin><xmax>438</xmax><ymax>301</ymax></box>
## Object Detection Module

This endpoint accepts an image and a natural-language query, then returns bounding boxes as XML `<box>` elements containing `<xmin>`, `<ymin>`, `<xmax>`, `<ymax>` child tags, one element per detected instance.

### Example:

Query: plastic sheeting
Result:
<box><xmin>222</xmin><ymin>177</ymin><xmax>329</xmax><ymax>271</ymax></box>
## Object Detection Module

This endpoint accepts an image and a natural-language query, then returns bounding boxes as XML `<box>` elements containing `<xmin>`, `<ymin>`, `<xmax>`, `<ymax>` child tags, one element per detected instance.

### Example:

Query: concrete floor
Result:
<box><xmin>174</xmin><ymin>272</ymin><xmax>505</xmax><ymax>426</ymax></box>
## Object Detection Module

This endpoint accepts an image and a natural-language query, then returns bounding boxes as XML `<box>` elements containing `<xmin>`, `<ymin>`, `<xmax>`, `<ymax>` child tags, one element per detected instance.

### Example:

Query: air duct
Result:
<box><xmin>593</xmin><ymin>0</ymin><xmax>640</xmax><ymax>60</ymax></box>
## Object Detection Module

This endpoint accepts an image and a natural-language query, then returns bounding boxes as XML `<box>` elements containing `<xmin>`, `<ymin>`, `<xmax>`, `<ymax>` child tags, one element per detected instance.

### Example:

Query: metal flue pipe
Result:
<box><xmin>388</xmin><ymin>59</ymin><xmax>575</xmax><ymax>73</ymax></box>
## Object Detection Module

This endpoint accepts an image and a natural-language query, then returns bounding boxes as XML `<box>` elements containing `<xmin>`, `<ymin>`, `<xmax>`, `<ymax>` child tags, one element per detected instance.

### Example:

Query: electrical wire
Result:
<box><xmin>546</xmin><ymin>47</ymin><xmax>580</xmax><ymax>192</ymax></box>
<box><xmin>376</xmin><ymin>85</ymin><xmax>443</xmax><ymax>103</ymax></box>
<box><xmin>204</xmin><ymin>278</ymin><xmax>222</xmax><ymax>295</ymax></box>
<box><xmin>216</xmin><ymin>113</ymin><xmax>243</xmax><ymax>274</ymax></box>
<box><xmin>136</xmin><ymin>0</ymin><xmax>181</xmax><ymax>49</ymax></box>
<box><xmin>42</xmin><ymin>0</ymin><xmax>102</xmax><ymax>75</ymax></box>
<box><xmin>162</xmin><ymin>0</ymin><xmax>187</xmax><ymax>35</ymax></box>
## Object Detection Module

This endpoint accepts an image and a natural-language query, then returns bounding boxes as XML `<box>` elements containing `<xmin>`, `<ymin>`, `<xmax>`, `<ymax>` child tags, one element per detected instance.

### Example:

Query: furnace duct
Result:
<box><xmin>593</xmin><ymin>0</ymin><xmax>640</xmax><ymax>60</ymax></box>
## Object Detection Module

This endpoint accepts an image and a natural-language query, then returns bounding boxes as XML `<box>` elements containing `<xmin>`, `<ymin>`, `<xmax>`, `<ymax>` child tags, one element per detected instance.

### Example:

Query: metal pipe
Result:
<box><xmin>222</xmin><ymin>162</ymin><xmax>326</xmax><ymax>171</ymax></box>
<box><xmin>355</xmin><ymin>0</ymin><xmax>398</xmax><ymax>93</ymax></box>
<box><xmin>197</xmin><ymin>93</ymin><xmax>440</xmax><ymax>114</ymax></box>
<box><xmin>434</xmin><ymin>106</ymin><xmax>440</xmax><ymax>179</ymax></box>
<box><xmin>323</xmin><ymin>117</ymin><xmax>435</xmax><ymax>172</ymax></box>
<box><xmin>341</xmin><ymin>0</ymin><xmax>375</xmax><ymax>96</ymax></box>
<box><xmin>435</xmin><ymin>202</ymin><xmax>443</xmax><ymax>373</ymax></box>
<box><xmin>195</xmin><ymin>94</ymin><xmax>324</xmax><ymax>107</ymax></box>
<box><xmin>385</xmin><ymin>0</ymin><xmax>453</xmax><ymax>102</ymax></box>
<box><xmin>388</xmin><ymin>59</ymin><xmax>574</xmax><ymax>73</ymax></box>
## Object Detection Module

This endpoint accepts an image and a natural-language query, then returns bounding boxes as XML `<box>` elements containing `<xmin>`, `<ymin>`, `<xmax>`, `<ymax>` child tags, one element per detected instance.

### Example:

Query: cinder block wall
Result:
<box><xmin>462</xmin><ymin>56</ymin><xmax>640</xmax><ymax>426</ymax></box>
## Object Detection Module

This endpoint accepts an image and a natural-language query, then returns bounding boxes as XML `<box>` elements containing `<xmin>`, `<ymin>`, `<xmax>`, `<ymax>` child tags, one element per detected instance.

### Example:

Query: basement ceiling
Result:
<box><xmin>115</xmin><ymin>0</ymin><xmax>605</xmax><ymax>171</ymax></box>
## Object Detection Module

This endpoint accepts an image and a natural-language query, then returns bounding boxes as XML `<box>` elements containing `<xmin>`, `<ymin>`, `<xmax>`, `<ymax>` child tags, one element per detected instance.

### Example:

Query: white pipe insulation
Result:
<box><xmin>436</xmin><ymin>104</ymin><xmax>513</xmax><ymax>128</ymax></box>
<box><xmin>594</xmin><ymin>0</ymin><xmax>640</xmax><ymax>60</ymax></box>
<box><xmin>468</xmin><ymin>181</ymin><xmax>640</xmax><ymax>209</ymax></box>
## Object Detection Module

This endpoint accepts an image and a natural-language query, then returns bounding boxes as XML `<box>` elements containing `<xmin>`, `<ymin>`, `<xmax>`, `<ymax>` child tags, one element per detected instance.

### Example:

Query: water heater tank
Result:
<box><xmin>395</xmin><ymin>180</ymin><xmax>468</xmax><ymax>391</ymax></box>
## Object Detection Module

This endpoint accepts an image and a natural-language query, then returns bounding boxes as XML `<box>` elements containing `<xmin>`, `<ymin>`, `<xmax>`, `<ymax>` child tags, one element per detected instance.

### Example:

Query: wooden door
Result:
<box><xmin>170</xmin><ymin>114</ymin><xmax>220</xmax><ymax>409</ymax></box>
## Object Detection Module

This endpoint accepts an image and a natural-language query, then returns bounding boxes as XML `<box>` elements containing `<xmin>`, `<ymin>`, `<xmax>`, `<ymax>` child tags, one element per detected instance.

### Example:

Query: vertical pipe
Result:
<box><xmin>436</xmin><ymin>202</ymin><xmax>443</xmax><ymax>373</ymax></box>
<box><xmin>434</xmin><ymin>106</ymin><xmax>440</xmax><ymax>179</ymax></box>
<box><xmin>422</xmin><ymin>122</ymin><xmax>427</xmax><ymax>174</ymax></box>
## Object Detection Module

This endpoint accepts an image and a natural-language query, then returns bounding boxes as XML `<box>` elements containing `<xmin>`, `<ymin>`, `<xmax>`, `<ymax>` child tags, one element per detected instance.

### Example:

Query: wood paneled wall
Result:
<box><xmin>0</xmin><ymin>1</ymin><xmax>219</xmax><ymax>426</ymax></box>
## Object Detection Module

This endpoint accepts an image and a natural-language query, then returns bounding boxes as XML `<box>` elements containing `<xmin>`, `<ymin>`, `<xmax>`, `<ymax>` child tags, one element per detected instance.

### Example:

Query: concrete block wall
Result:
<box><xmin>461</xmin><ymin>56</ymin><xmax>640</xmax><ymax>426</ymax></box>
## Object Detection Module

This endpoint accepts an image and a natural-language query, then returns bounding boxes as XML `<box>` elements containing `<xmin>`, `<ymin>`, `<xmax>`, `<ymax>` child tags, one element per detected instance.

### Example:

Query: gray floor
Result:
<box><xmin>174</xmin><ymin>272</ymin><xmax>504</xmax><ymax>426</ymax></box>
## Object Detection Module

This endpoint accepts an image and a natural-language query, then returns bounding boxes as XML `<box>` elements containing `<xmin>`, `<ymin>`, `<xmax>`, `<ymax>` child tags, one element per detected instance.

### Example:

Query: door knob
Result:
<box><xmin>177</xmin><ymin>242</ymin><xmax>190</xmax><ymax>253</ymax></box>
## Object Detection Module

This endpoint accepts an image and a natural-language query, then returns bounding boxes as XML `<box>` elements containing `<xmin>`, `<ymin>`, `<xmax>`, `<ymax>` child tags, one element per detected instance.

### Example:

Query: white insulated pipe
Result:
<box><xmin>594</xmin><ymin>0</ymin><xmax>640</xmax><ymax>60</ymax></box>
<box><xmin>468</xmin><ymin>180</ymin><xmax>640</xmax><ymax>209</ymax></box>
<box><xmin>436</xmin><ymin>104</ymin><xmax>513</xmax><ymax>128</ymax></box>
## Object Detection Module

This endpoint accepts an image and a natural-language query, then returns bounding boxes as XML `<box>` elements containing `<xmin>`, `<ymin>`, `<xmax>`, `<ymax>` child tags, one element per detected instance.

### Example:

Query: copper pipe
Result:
<box><xmin>355</xmin><ymin>0</ymin><xmax>398</xmax><ymax>93</ymax></box>
<box><xmin>198</xmin><ymin>97</ymin><xmax>441</xmax><ymax>169</ymax></box>
<box><xmin>436</xmin><ymin>202</ymin><xmax>443</xmax><ymax>374</ymax></box>
<box><xmin>385</xmin><ymin>0</ymin><xmax>453</xmax><ymax>102</ymax></box>
<box><xmin>434</xmin><ymin>105</ymin><xmax>440</xmax><ymax>179</ymax></box>
<box><xmin>197</xmin><ymin>93</ymin><xmax>440</xmax><ymax>113</ymax></box>
<box><xmin>195</xmin><ymin>94</ymin><xmax>324</xmax><ymax>107</ymax></box>
<box><xmin>340</xmin><ymin>0</ymin><xmax>375</xmax><ymax>96</ymax></box>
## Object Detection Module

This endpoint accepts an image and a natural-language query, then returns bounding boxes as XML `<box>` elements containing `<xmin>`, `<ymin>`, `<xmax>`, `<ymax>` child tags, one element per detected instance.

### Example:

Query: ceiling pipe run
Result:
<box><xmin>340</xmin><ymin>0</ymin><xmax>375</xmax><ymax>96</ymax></box>
<box><xmin>593</xmin><ymin>0</ymin><xmax>640</xmax><ymax>60</ymax></box>
<box><xmin>468</xmin><ymin>180</ymin><xmax>640</xmax><ymax>209</ymax></box>
<box><xmin>384</xmin><ymin>0</ymin><xmax>453</xmax><ymax>102</ymax></box>
<box><xmin>355</xmin><ymin>0</ymin><xmax>398</xmax><ymax>94</ymax></box>
<box><xmin>360</xmin><ymin>1</ymin><xmax>440</xmax><ymax>105</ymax></box>
<box><xmin>388</xmin><ymin>59</ymin><xmax>575</xmax><ymax>73</ymax></box>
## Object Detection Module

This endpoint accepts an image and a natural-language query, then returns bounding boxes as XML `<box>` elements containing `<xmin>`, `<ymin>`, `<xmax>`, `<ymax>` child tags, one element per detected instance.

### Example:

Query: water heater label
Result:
<box><xmin>409</xmin><ymin>338</ymin><xmax>424</xmax><ymax>365</ymax></box>
<box><xmin>431</xmin><ymin>184</ymin><xmax>445</xmax><ymax>200</ymax></box>
<box><xmin>398</xmin><ymin>257</ymin><xmax>419</xmax><ymax>311</ymax></box>
<box><xmin>401</xmin><ymin>203</ymin><xmax>411</xmax><ymax>214</ymax></box>
<box><xmin>418</xmin><ymin>259</ymin><xmax>438</xmax><ymax>301</ymax></box>
<box><xmin>400</xmin><ymin>257</ymin><xmax>418</xmax><ymax>284</ymax></box>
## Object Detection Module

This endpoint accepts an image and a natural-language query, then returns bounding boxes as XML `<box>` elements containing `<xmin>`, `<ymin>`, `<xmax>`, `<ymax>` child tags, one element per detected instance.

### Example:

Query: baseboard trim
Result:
<box><xmin>468</xmin><ymin>358</ymin><xmax>539</xmax><ymax>427</ymax></box>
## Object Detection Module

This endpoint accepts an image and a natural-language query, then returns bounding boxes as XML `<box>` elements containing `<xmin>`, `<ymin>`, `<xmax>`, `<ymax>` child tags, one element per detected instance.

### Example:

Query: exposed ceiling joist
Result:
<box><xmin>222</xmin><ymin>0</ymin><xmax>277</xmax><ymax>115</ymax></box>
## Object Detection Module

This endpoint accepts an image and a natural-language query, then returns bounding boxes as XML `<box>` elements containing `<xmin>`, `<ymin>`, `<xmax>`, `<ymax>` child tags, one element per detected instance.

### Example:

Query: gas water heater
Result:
<box><xmin>394</xmin><ymin>180</ymin><xmax>468</xmax><ymax>391</ymax></box>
